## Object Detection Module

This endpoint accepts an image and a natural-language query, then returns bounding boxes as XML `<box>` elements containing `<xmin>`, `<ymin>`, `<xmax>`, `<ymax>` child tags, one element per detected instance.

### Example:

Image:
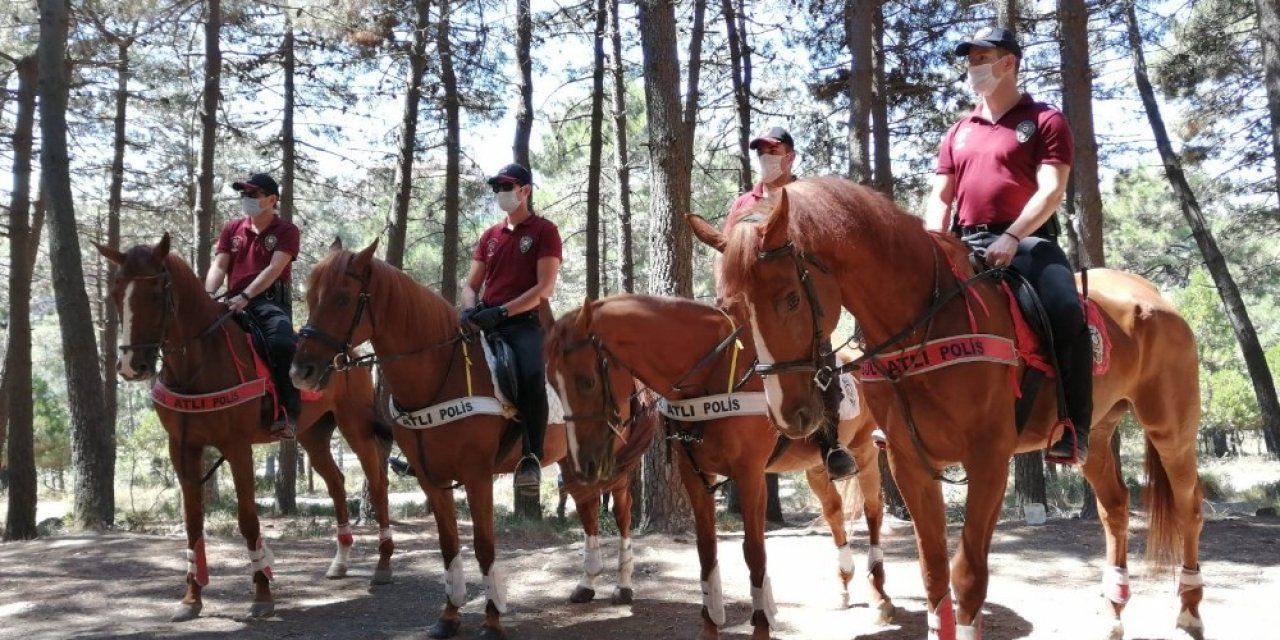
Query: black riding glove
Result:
<box><xmin>471</xmin><ymin>305</ymin><xmax>508</xmax><ymax>331</ymax></box>
<box><xmin>459</xmin><ymin>305</ymin><xmax>480</xmax><ymax>329</ymax></box>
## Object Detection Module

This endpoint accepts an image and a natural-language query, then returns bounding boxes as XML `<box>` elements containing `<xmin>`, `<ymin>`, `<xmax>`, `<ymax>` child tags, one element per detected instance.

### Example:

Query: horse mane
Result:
<box><xmin>721</xmin><ymin>176</ymin><xmax>943</xmax><ymax>292</ymax></box>
<box><xmin>310</xmin><ymin>249</ymin><xmax>460</xmax><ymax>343</ymax></box>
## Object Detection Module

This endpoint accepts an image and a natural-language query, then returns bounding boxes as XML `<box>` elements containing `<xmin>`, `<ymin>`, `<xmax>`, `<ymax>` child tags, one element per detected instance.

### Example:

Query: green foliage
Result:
<box><xmin>32</xmin><ymin>377</ymin><xmax>71</xmax><ymax>477</ymax></box>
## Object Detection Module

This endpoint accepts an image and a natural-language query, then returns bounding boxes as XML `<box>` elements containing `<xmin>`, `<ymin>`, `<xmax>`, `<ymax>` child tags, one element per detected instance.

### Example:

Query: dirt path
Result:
<box><xmin>0</xmin><ymin>514</ymin><xmax>1277</xmax><ymax>639</ymax></box>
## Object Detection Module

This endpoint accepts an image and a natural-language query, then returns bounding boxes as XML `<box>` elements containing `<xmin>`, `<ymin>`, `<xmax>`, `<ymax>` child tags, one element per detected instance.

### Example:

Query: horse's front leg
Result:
<box><xmin>463</xmin><ymin>476</ymin><xmax>507</xmax><ymax>640</ymax></box>
<box><xmin>885</xmin><ymin>442</ymin><xmax>953</xmax><ymax>640</ymax></box>
<box><xmin>950</xmin><ymin>451</ymin><xmax>1011</xmax><ymax>640</ymax></box>
<box><xmin>424</xmin><ymin>483</ymin><xmax>465</xmax><ymax>639</ymax></box>
<box><xmin>169</xmin><ymin>439</ymin><xmax>207</xmax><ymax>622</ymax></box>
<box><xmin>804</xmin><ymin>466</ymin><xmax>855</xmax><ymax>609</ymax></box>
<box><xmin>227</xmin><ymin>443</ymin><xmax>275</xmax><ymax>618</ymax></box>
<box><xmin>733</xmin><ymin>464</ymin><xmax>776</xmax><ymax>640</ymax></box>
<box><xmin>567</xmin><ymin>484</ymin><xmax>605</xmax><ymax>603</ymax></box>
<box><xmin>609</xmin><ymin>480</ymin><xmax>636</xmax><ymax>605</ymax></box>
<box><xmin>675</xmin><ymin>453</ymin><xmax>727</xmax><ymax>640</ymax></box>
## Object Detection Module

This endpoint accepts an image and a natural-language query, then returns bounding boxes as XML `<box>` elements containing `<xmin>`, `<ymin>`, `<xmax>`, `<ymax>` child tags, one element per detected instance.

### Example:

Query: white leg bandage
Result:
<box><xmin>379</xmin><ymin>526</ymin><xmax>393</xmax><ymax>544</ymax></box>
<box><xmin>484</xmin><ymin>562</ymin><xmax>508</xmax><ymax>614</ymax></box>
<box><xmin>1102</xmin><ymin>565</ymin><xmax>1130</xmax><ymax>604</ymax></box>
<box><xmin>577</xmin><ymin>535</ymin><xmax>603</xmax><ymax>591</ymax></box>
<box><xmin>337</xmin><ymin>522</ymin><xmax>354</xmax><ymax>546</ymax></box>
<box><xmin>866</xmin><ymin>545</ymin><xmax>884</xmax><ymax>576</ymax></box>
<box><xmin>249</xmin><ymin>537</ymin><xmax>274</xmax><ymax>581</ymax></box>
<box><xmin>617</xmin><ymin>537</ymin><xmax>634</xmax><ymax>590</ymax></box>
<box><xmin>184</xmin><ymin>536</ymin><xmax>209</xmax><ymax>586</ymax></box>
<box><xmin>752</xmin><ymin>575</ymin><xmax>778</xmax><ymax>627</ymax></box>
<box><xmin>838</xmin><ymin>543</ymin><xmax>855</xmax><ymax>575</ymax></box>
<box><xmin>956</xmin><ymin>618</ymin><xmax>981</xmax><ymax>640</ymax></box>
<box><xmin>701</xmin><ymin>562</ymin><xmax>726</xmax><ymax>626</ymax></box>
<box><xmin>444</xmin><ymin>555</ymin><xmax>467</xmax><ymax>608</ymax></box>
<box><xmin>1177</xmin><ymin>567</ymin><xmax>1203</xmax><ymax>595</ymax></box>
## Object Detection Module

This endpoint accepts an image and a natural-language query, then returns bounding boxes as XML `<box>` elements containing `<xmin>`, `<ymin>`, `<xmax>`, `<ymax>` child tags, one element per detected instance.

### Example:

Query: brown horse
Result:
<box><xmin>546</xmin><ymin>293</ymin><xmax>894</xmax><ymax>640</ymax></box>
<box><xmin>97</xmin><ymin>234</ymin><xmax>395</xmax><ymax>621</ymax></box>
<box><xmin>689</xmin><ymin>177</ymin><xmax>1205</xmax><ymax>640</ymax></box>
<box><xmin>289</xmin><ymin>239</ymin><xmax>642</xmax><ymax>640</ymax></box>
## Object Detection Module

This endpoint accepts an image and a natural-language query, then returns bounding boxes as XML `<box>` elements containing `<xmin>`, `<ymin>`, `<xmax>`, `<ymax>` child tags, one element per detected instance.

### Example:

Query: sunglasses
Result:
<box><xmin>491</xmin><ymin>183</ymin><xmax>516</xmax><ymax>193</ymax></box>
<box><xmin>239</xmin><ymin>190</ymin><xmax>264</xmax><ymax>199</ymax></box>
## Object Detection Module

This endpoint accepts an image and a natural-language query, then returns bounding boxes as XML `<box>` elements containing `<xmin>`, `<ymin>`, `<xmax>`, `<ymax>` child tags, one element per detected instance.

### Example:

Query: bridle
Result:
<box><xmin>298</xmin><ymin>263</ymin><xmax>375</xmax><ymax>372</ymax></box>
<box><xmin>750</xmin><ymin>241</ymin><xmax>840</xmax><ymax>390</ymax></box>
<box><xmin>117</xmin><ymin>267</ymin><xmax>235</xmax><ymax>360</ymax></box>
<box><xmin>557</xmin><ymin>335</ymin><xmax>637</xmax><ymax>443</ymax></box>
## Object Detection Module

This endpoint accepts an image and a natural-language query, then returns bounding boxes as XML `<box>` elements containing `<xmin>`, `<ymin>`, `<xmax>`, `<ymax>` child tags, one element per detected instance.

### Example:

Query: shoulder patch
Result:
<box><xmin>263</xmin><ymin>234</ymin><xmax>278</xmax><ymax>252</ymax></box>
<box><xmin>519</xmin><ymin>235</ymin><xmax>534</xmax><ymax>254</ymax></box>
<box><xmin>1016</xmin><ymin>120</ymin><xmax>1036</xmax><ymax>144</ymax></box>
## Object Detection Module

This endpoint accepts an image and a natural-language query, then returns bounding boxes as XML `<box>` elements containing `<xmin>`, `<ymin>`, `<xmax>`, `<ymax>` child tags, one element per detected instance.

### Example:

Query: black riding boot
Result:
<box><xmin>1047</xmin><ymin>325</ymin><xmax>1093</xmax><ymax>464</ymax></box>
<box><xmin>819</xmin><ymin>359</ymin><xmax>857</xmax><ymax>480</ymax></box>
<box><xmin>272</xmin><ymin>366</ymin><xmax>300</xmax><ymax>439</ymax></box>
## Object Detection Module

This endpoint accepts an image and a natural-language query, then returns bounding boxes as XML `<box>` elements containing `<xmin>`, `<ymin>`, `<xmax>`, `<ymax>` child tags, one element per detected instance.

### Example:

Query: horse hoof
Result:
<box><xmin>569</xmin><ymin>586</ymin><xmax>596</xmax><ymax>603</ymax></box>
<box><xmin>325</xmin><ymin>562</ymin><xmax>348</xmax><ymax>579</ymax></box>
<box><xmin>477</xmin><ymin>626</ymin><xmax>508</xmax><ymax>640</ymax></box>
<box><xmin>611</xmin><ymin>587</ymin><xmax>634</xmax><ymax>605</ymax></box>
<box><xmin>428</xmin><ymin>619</ymin><xmax>461</xmax><ymax>639</ymax></box>
<box><xmin>840</xmin><ymin>591</ymin><xmax>851</xmax><ymax>609</ymax></box>
<box><xmin>371</xmin><ymin>567</ymin><xmax>393</xmax><ymax>585</ymax></box>
<box><xmin>169</xmin><ymin>602</ymin><xmax>202</xmax><ymax>622</ymax></box>
<box><xmin>874</xmin><ymin>600</ymin><xmax>895</xmax><ymax>625</ymax></box>
<box><xmin>1107</xmin><ymin>621</ymin><xmax>1124</xmax><ymax>640</ymax></box>
<box><xmin>248</xmin><ymin>601</ymin><xmax>274</xmax><ymax>618</ymax></box>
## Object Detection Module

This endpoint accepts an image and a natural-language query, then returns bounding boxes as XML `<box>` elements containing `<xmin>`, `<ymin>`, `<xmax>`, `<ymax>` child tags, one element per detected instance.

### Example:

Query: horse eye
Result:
<box><xmin>333</xmin><ymin>293</ymin><xmax>351</xmax><ymax>308</ymax></box>
<box><xmin>785</xmin><ymin>291</ymin><xmax>801</xmax><ymax>312</ymax></box>
<box><xmin>577</xmin><ymin>376</ymin><xmax>595</xmax><ymax>390</ymax></box>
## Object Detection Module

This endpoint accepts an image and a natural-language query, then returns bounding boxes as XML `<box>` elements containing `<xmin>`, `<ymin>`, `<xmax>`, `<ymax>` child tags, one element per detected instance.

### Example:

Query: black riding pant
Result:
<box><xmin>1010</xmin><ymin>237</ymin><xmax>1092</xmax><ymax>433</ymax></box>
<box><xmin>246</xmin><ymin>297</ymin><xmax>300</xmax><ymax>419</ymax></box>
<box><xmin>818</xmin><ymin>340</ymin><xmax>844</xmax><ymax>450</ymax></box>
<box><xmin>488</xmin><ymin>312</ymin><xmax>548</xmax><ymax>459</ymax></box>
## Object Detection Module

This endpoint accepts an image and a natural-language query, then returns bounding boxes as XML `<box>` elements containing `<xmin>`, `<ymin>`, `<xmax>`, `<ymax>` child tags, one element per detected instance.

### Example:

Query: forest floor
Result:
<box><xmin>1</xmin><ymin>502</ymin><xmax>1278</xmax><ymax>640</ymax></box>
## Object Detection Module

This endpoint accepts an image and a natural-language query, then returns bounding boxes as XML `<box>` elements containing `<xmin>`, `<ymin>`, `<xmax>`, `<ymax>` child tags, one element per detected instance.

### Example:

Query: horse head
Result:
<box><xmin>97</xmin><ymin>233</ymin><xmax>175</xmax><ymax>381</ymax></box>
<box><xmin>546</xmin><ymin>297</ymin><xmax>635</xmax><ymax>484</ymax></box>
<box><xmin>292</xmin><ymin>237</ymin><xmax>379</xmax><ymax>391</ymax></box>
<box><xmin>687</xmin><ymin>188</ymin><xmax>841</xmax><ymax>439</ymax></box>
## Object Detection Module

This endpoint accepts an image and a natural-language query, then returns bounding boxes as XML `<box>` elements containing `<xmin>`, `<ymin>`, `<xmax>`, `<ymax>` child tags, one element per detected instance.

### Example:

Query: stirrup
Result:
<box><xmin>1045</xmin><ymin>419</ymin><xmax>1085</xmax><ymax>465</ymax></box>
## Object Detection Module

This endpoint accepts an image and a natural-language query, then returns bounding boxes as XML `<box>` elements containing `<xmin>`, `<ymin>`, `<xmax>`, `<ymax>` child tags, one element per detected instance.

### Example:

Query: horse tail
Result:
<box><xmin>1142</xmin><ymin>435</ymin><xmax>1178</xmax><ymax>569</ymax></box>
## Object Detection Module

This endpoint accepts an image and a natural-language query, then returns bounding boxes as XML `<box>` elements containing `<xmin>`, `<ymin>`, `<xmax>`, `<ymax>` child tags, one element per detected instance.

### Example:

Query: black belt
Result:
<box><xmin>959</xmin><ymin>222</ymin><xmax>1014</xmax><ymax>236</ymax></box>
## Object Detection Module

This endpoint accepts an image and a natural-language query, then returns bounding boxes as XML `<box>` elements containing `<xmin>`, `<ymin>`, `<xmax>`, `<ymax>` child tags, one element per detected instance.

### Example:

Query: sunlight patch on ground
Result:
<box><xmin>0</xmin><ymin>601</ymin><xmax>37</xmax><ymax>617</ymax></box>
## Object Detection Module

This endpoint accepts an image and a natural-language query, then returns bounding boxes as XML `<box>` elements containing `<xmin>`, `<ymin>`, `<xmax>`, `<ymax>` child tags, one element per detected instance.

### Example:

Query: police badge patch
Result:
<box><xmin>263</xmin><ymin>234</ymin><xmax>278</xmax><ymax>252</ymax></box>
<box><xmin>1015</xmin><ymin>120</ymin><xmax>1036</xmax><ymax>144</ymax></box>
<box><xmin>486</xmin><ymin>238</ymin><xmax>499</xmax><ymax>258</ymax></box>
<box><xmin>231</xmin><ymin>235</ymin><xmax>245</xmax><ymax>253</ymax></box>
<box><xmin>519</xmin><ymin>236</ymin><xmax>534</xmax><ymax>254</ymax></box>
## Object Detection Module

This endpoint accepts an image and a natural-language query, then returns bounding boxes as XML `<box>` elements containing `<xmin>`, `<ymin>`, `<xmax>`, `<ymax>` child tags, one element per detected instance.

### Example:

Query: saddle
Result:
<box><xmin>482</xmin><ymin>331</ymin><xmax>522</xmax><ymax>410</ymax></box>
<box><xmin>231</xmin><ymin>312</ymin><xmax>320</xmax><ymax>420</ymax></box>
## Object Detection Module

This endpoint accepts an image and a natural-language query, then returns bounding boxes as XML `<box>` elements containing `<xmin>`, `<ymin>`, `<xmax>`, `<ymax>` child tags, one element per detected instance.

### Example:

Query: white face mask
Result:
<box><xmin>241</xmin><ymin>197</ymin><xmax>263</xmax><ymax>217</ymax></box>
<box><xmin>496</xmin><ymin>189</ymin><xmax>521</xmax><ymax>213</ymax></box>
<box><xmin>758</xmin><ymin>155</ymin><xmax>785</xmax><ymax>184</ymax></box>
<box><xmin>967</xmin><ymin>61</ymin><xmax>1000</xmax><ymax>97</ymax></box>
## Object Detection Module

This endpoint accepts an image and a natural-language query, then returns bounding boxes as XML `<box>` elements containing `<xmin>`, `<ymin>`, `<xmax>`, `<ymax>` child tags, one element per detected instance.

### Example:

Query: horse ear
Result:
<box><xmin>685</xmin><ymin>213</ymin><xmax>727</xmax><ymax>253</ymax></box>
<box><xmin>329</xmin><ymin>236</ymin><xmax>343</xmax><ymax>252</ymax></box>
<box><xmin>96</xmin><ymin>243</ymin><xmax>125</xmax><ymax>265</ymax></box>
<box><xmin>153</xmin><ymin>232</ymin><xmax>172</xmax><ymax>262</ymax></box>
<box><xmin>576</xmin><ymin>296</ymin><xmax>596</xmax><ymax>334</ymax></box>
<box><xmin>352</xmin><ymin>238</ymin><xmax>380</xmax><ymax>270</ymax></box>
<box><xmin>761</xmin><ymin>188</ymin><xmax>792</xmax><ymax>248</ymax></box>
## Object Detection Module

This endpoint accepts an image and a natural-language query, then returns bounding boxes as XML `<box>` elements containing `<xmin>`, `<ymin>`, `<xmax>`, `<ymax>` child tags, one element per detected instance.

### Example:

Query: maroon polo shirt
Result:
<box><xmin>936</xmin><ymin>93</ymin><xmax>1074</xmax><ymax>227</ymax></box>
<box><xmin>473</xmin><ymin>214</ymin><xmax>563</xmax><ymax>307</ymax></box>
<box><xmin>214</xmin><ymin>215</ymin><xmax>300</xmax><ymax>295</ymax></box>
<box><xmin>723</xmin><ymin>177</ymin><xmax>797</xmax><ymax>234</ymax></box>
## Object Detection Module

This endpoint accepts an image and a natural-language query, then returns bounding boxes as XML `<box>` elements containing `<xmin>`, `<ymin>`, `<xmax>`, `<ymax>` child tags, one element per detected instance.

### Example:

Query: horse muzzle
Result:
<box><xmin>117</xmin><ymin>348</ymin><xmax>158</xmax><ymax>381</ymax></box>
<box><xmin>290</xmin><ymin>361</ymin><xmax>331</xmax><ymax>392</ymax></box>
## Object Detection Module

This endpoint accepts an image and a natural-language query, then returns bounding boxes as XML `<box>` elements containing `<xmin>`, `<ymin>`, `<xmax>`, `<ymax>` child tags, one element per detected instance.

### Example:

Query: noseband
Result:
<box><xmin>298</xmin><ymin>264</ymin><xmax>374</xmax><ymax>371</ymax></box>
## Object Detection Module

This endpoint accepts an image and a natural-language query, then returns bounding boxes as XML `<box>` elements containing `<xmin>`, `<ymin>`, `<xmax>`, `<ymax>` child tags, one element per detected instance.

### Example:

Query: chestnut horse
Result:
<box><xmin>546</xmin><ymin>294</ymin><xmax>894</xmax><ymax>640</ymax></box>
<box><xmin>289</xmin><ymin>239</ymin><xmax>643</xmax><ymax>640</ymax></box>
<box><xmin>689</xmin><ymin>177</ymin><xmax>1205</xmax><ymax>640</ymax></box>
<box><xmin>98</xmin><ymin>234</ymin><xmax>395</xmax><ymax>621</ymax></box>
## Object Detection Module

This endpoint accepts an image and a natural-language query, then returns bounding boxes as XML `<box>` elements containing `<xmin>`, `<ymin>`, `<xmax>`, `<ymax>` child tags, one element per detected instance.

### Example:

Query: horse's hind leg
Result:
<box><xmin>610</xmin><ymin>480</ymin><xmax>636</xmax><ymax>604</ymax></box>
<box><xmin>568</xmin><ymin>485</ymin><xmax>605</xmax><ymax>603</ymax></box>
<box><xmin>1080</xmin><ymin>405</ymin><xmax>1134</xmax><ymax>640</ymax></box>
<box><xmin>298</xmin><ymin>412</ymin><xmax>356</xmax><ymax>580</ymax></box>
<box><xmin>851</xmin><ymin>438</ymin><xmax>894</xmax><ymax>623</ymax></box>
<box><xmin>170</xmin><ymin>440</ymin><xmax>207</xmax><ymax>622</ymax></box>
<box><xmin>675</xmin><ymin>455</ymin><xmax>727</xmax><ymax>640</ymax></box>
<box><xmin>226</xmin><ymin>443</ymin><xmax>275</xmax><ymax>618</ymax></box>
<box><xmin>804</xmin><ymin>466</ymin><xmax>854</xmax><ymax>608</ymax></box>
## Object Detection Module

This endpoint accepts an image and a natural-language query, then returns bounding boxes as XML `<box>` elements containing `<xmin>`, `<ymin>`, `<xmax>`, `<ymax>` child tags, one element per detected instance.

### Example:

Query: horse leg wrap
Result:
<box><xmin>838</xmin><ymin>543</ymin><xmax>855</xmax><ymax>575</ymax></box>
<box><xmin>249</xmin><ymin>537</ymin><xmax>274</xmax><ymax>581</ymax></box>
<box><xmin>752</xmin><ymin>575</ymin><xmax>778</xmax><ymax>628</ymax></box>
<box><xmin>337</xmin><ymin>522</ymin><xmax>354</xmax><ymax>547</ymax></box>
<box><xmin>927</xmin><ymin>593</ymin><xmax>956</xmax><ymax>640</ymax></box>
<box><xmin>866</xmin><ymin>545</ymin><xmax>884</xmax><ymax>577</ymax></box>
<box><xmin>483</xmin><ymin>562</ymin><xmax>508</xmax><ymax>614</ymax></box>
<box><xmin>956</xmin><ymin>613</ymin><xmax>982</xmax><ymax>640</ymax></box>
<box><xmin>444</xmin><ymin>555</ymin><xmax>467</xmax><ymax>608</ymax></box>
<box><xmin>1176</xmin><ymin>566</ymin><xmax>1203</xmax><ymax>596</ymax></box>
<box><xmin>1102</xmin><ymin>565</ymin><xmax>1130</xmax><ymax>604</ymax></box>
<box><xmin>701</xmin><ymin>562</ymin><xmax>726</xmax><ymax>626</ymax></box>
<box><xmin>577</xmin><ymin>535</ymin><xmax>603</xmax><ymax>591</ymax></box>
<box><xmin>378</xmin><ymin>526</ymin><xmax>393</xmax><ymax>545</ymax></box>
<box><xmin>185</xmin><ymin>536</ymin><xmax>209</xmax><ymax>586</ymax></box>
<box><xmin>617</xmin><ymin>536</ymin><xmax>634</xmax><ymax>590</ymax></box>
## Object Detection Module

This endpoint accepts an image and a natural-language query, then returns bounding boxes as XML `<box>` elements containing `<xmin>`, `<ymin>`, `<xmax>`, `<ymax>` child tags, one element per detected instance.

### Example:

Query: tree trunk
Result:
<box><xmin>102</xmin><ymin>39</ymin><xmax>131</xmax><ymax>442</ymax></box>
<box><xmin>996</xmin><ymin>0</ymin><xmax>1017</xmax><ymax>30</ymax></box>
<box><xmin>275</xmin><ymin>12</ymin><xmax>300</xmax><ymax>513</ymax></box>
<box><xmin>764</xmin><ymin>473</ymin><xmax>784</xmax><ymax>523</ymax></box>
<box><xmin>608</xmin><ymin>0</ymin><xmax>635</xmax><ymax>293</ymax></box>
<box><xmin>722</xmin><ymin>0</ymin><xmax>751</xmax><ymax>193</ymax></box>
<box><xmin>438</xmin><ymin>0</ymin><xmax>461</xmax><ymax>304</ymax></box>
<box><xmin>39</xmin><ymin>0</ymin><xmax>116</xmax><ymax>529</ymax></box>
<box><xmin>513</xmin><ymin>0</ymin><xmax>533</xmax><ymax>169</ymax></box>
<box><xmin>1059</xmin><ymin>0</ymin><xmax>1105</xmax><ymax>267</ymax></box>
<box><xmin>845</xmin><ymin>0</ymin><xmax>872</xmax><ymax>183</ymax></box>
<box><xmin>585</xmin><ymin>0</ymin><xmax>607</xmax><ymax>298</ymax></box>
<box><xmin>195</xmin><ymin>0</ymin><xmax>221</xmax><ymax>277</ymax></box>
<box><xmin>1125</xmin><ymin>0</ymin><xmax>1280</xmax><ymax>456</ymax></box>
<box><xmin>878</xmin><ymin>449</ymin><xmax>907</xmax><ymax>520</ymax></box>
<box><xmin>1013</xmin><ymin>452</ymin><xmax>1046</xmax><ymax>506</ymax></box>
<box><xmin>636</xmin><ymin>0</ymin><xmax>701</xmax><ymax>533</ymax></box>
<box><xmin>870</xmin><ymin>3</ymin><xmax>892</xmax><ymax>196</ymax></box>
<box><xmin>4</xmin><ymin>55</ymin><xmax>38</xmax><ymax>541</ymax></box>
<box><xmin>387</xmin><ymin>0</ymin><xmax>431</xmax><ymax>269</ymax></box>
<box><xmin>1257</xmin><ymin>0</ymin><xmax>1280</xmax><ymax>202</ymax></box>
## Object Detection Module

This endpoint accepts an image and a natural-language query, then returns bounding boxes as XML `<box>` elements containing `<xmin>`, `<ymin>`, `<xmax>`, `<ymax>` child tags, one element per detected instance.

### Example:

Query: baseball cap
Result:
<box><xmin>486</xmin><ymin>163</ymin><xmax>533</xmax><ymax>187</ymax></box>
<box><xmin>953</xmin><ymin>26</ymin><xmax>1022</xmax><ymax>58</ymax></box>
<box><xmin>748</xmin><ymin>127</ymin><xmax>795</xmax><ymax>151</ymax></box>
<box><xmin>231</xmin><ymin>173</ymin><xmax>280</xmax><ymax>196</ymax></box>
